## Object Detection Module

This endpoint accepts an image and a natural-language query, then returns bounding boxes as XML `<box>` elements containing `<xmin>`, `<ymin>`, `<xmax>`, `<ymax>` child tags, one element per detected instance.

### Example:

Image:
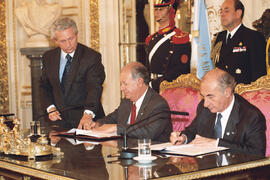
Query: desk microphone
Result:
<box><xmin>36</xmin><ymin>104</ymin><xmax>85</xmax><ymax>120</ymax></box>
<box><xmin>117</xmin><ymin>109</ymin><xmax>189</xmax><ymax>159</ymax></box>
<box><xmin>33</xmin><ymin>104</ymin><xmax>85</xmax><ymax>136</ymax></box>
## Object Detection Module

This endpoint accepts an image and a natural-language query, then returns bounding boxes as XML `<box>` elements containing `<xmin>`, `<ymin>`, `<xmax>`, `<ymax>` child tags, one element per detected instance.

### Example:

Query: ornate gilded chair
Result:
<box><xmin>160</xmin><ymin>74</ymin><xmax>201</xmax><ymax>132</ymax></box>
<box><xmin>235</xmin><ymin>75</ymin><xmax>270</xmax><ymax>157</ymax></box>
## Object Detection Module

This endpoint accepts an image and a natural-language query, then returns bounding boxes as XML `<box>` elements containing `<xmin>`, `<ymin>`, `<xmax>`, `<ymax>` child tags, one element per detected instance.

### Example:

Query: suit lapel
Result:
<box><xmin>53</xmin><ymin>49</ymin><xmax>63</xmax><ymax>96</ymax></box>
<box><xmin>222</xmin><ymin>25</ymin><xmax>244</xmax><ymax>57</ymax></box>
<box><xmin>123</xmin><ymin>101</ymin><xmax>133</xmax><ymax>125</ymax></box>
<box><xmin>136</xmin><ymin>88</ymin><xmax>152</xmax><ymax>122</ymax></box>
<box><xmin>64</xmin><ymin>44</ymin><xmax>82</xmax><ymax>96</ymax></box>
<box><xmin>224</xmin><ymin>96</ymin><xmax>240</xmax><ymax>138</ymax></box>
<box><xmin>203</xmin><ymin>112</ymin><xmax>217</xmax><ymax>138</ymax></box>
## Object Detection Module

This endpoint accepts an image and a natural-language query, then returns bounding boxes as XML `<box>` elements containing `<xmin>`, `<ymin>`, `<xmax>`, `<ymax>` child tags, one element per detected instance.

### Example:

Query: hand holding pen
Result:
<box><xmin>170</xmin><ymin>131</ymin><xmax>187</xmax><ymax>145</ymax></box>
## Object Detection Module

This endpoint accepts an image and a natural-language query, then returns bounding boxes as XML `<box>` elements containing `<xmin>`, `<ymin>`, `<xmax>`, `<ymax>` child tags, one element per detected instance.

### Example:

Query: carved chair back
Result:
<box><xmin>235</xmin><ymin>75</ymin><xmax>270</xmax><ymax>157</ymax></box>
<box><xmin>160</xmin><ymin>73</ymin><xmax>201</xmax><ymax>132</ymax></box>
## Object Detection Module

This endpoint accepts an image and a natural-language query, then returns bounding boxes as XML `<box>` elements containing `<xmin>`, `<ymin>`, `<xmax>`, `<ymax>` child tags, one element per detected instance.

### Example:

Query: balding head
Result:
<box><xmin>202</xmin><ymin>68</ymin><xmax>236</xmax><ymax>93</ymax></box>
<box><xmin>121</xmin><ymin>62</ymin><xmax>150</xmax><ymax>85</ymax></box>
<box><xmin>200</xmin><ymin>68</ymin><xmax>235</xmax><ymax>113</ymax></box>
<box><xmin>120</xmin><ymin>62</ymin><xmax>149</xmax><ymax>102</ymax></box>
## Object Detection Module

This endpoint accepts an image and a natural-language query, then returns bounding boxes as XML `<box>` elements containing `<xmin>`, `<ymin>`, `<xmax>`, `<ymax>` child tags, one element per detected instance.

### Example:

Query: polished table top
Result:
<box><xmin>0</xmin><ymin>131</ymin><xmax>270</xmax><ymax>180</ymax></box>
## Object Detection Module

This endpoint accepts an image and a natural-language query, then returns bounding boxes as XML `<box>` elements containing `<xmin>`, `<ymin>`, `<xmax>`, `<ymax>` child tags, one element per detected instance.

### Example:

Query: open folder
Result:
<box><xmin>150</xmin><ymin>142</ymin><xmax>229</xmax><ymax>157</ymax></box>
<box><xmin>55</xmin><ymin>128</ymin><xmax>121</xmax><ymax>141</ymax></box>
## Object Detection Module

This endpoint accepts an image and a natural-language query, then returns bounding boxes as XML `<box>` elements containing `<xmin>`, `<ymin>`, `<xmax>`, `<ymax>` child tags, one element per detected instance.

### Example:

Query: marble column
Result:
<box><xmin>20</xmin><ymin>47</ymin><xmax>53</xmax><ymax>122</ymax></box>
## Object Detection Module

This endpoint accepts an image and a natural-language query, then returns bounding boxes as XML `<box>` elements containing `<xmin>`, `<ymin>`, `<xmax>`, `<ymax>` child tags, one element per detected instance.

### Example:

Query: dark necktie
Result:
<box><xmin>61</xmin><ymin>54</ymin><xmax>72</xmax><ymax>93</ymax></box>
<box><xmin>214</xmin><ymin>113</ymin><xmax>222</xmax><ymax>138</ymax></box>
<box><xmin>130</xmin><ymin>104</ymin><xmax>136</xmax><ymax>125</ymax></box>
<box><xmin>227</xmin><ymin>33</ymin><xmax>232</xmax><ymax>45</ymax></box>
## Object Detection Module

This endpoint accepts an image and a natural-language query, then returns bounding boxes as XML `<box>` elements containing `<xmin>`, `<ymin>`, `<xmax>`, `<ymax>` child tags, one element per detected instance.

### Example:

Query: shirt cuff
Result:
<box><xmin>47</xmin><ymin>104</ymin><xmax>56</xmax><ymax>113</ymax></box>
<box><xmin>183</xmin><ymin>134</ymin><xmax>188</xmax><ymax>144</ymax></box>
<box><xmin>84</xmin><ymin>110</ymin><xmax>95</xmax><ymax>118</ymax></box>
<box><xmin>216</xmin><ymin>138</ymin><xmax>220</xmax><ymax>146</ymax></box>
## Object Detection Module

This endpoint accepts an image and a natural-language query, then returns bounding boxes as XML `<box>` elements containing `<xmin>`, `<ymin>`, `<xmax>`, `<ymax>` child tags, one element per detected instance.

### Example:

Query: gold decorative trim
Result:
<box><xmin>159</xmin><ymin>157</ymin><xmax>270</xmax><ymax>180</ymax></box>
<box><xmin>235</xmin><ymin>75</ymin><xmax>270</xmax><ymax>94</ymax></box>
<box><xmin>0</xmin><ymin>161</ymin><xmax>74</xmax><ymax>180</ymax></box>
<box><xmin>89</xmin><ymin>0</ymin><xmax>100</xmax><ymax>51</ymax></box>
<box><xmin>160</xmin><ymin>73</ymin><xmax>201</xmax><ymax>94</ymax></box>
<box><xmin>0</xmin><ymin>0</ymin><xmax>9</xmax><ymax>113</ymax></box>
<box><xmin>12</xmin><ymin>0</ymin><xmax>19</xmax><ymax>115</ymax></box>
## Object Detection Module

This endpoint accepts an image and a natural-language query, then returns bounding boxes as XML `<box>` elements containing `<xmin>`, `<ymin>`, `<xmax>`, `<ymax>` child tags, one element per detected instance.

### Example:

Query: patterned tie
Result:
<box><xmin>61</xmin><ymin>54</ymin><xmax>72</xmax><ymax>93</ymax></box>
<box><xmin>214</xmin><ymin>113</ymin><xmax>222</xmax><ymax>138</ymax></box>
<box><xmin>130</xmin><ymin>104</ymin><xmax>136</xmax><ymax>125</ymax></box>
<box><xmin>227</xmin><ymin>33</ymin><xmax>232</xmax><ymax>45</ymax></box>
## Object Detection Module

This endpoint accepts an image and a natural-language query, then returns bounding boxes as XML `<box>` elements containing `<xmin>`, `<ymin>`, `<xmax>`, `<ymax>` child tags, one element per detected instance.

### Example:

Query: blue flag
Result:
<box><xmin>191</xmin><ymin>0</ymin><xmax>213</xmax><ymax>79</ymax></box>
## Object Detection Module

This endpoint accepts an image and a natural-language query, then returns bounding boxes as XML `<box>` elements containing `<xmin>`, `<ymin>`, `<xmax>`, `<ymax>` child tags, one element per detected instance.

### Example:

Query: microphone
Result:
<box><xmin>0</xmin><ymin>113</ymin><xmax>15</xmax><ymax>123</ymax></box>
<box><xmin>36</xmin><ymin>104</ymin><xmax>85</xmax><ymax>120</ymax></box>
<box><xmin>32</xmin><ymin>105</ymin><xmax>85</xmax><ymax>138</ymax></box>
<box><xmin>117</xmin><ymin>109</ymin><xmax>189</xmax><ymax>159</ymax></box>
<box><xmin>0</xmin><ymin>113</ymin><xmax>15</xmax><ymax>117</ymax></box>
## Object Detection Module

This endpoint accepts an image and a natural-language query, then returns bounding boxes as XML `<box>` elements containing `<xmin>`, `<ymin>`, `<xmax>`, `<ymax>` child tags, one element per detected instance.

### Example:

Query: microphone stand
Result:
<box><xmin>109</xmin><ymin>109</ymin><xmax>189</xmax><ymax>159</ymax></box>
<box><xmin>118</xmin><ymin>130</ymin><xmax>137</xmax><ymax>159</ymax></box>
<box><xmin>31</xmin><ymin>104</ymin><xmax>85</xmax><ymax>141</ymax></box>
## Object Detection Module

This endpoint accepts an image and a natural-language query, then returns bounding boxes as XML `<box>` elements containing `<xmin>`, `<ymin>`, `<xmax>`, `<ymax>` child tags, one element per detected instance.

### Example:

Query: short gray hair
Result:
<box><xmin>217</xmin><ymin>71</ymin><xmax>236</xmax><ymax>93</ymax></box>
<box><xmin>51</xmin><ymin>17</ymin><xmax>78</xmax><ymax>39</ymax></box>
<box><xmin>130</xmin><ymin>62</ymin><xmax>150</xmax><ymax>85</ymax></box>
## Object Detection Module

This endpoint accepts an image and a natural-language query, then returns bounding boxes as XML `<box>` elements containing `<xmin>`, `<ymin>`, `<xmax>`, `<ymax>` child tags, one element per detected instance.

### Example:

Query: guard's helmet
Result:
<box><xmin>154</xmin><ymin>0</ymin><xmax>179</xmax><ymax>12</ymax></box>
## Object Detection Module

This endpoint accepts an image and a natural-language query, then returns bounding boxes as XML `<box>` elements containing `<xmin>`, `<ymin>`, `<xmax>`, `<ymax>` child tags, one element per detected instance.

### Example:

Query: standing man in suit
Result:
<box><xmin>212</xmin><ymin>0</ymin><xmax>266</xmax><ymax>84</ymax></box>
<box><xmin>89</xmin><ymin>62</ymin><xmax>172</xmax><ymax>142</ymax></box>
<box><xmin>170</xmin><ymin>68</ymin><xmax>266</xmax><ymax>156</ymax></box>
<box><xmin>40</xmin><ymin>17</ymin><xmax>105</xmax><ymax>129</ymax></box>
<box><xmin>145</xmin><ymin>0</ymin><xmax>191</xmax><ymax>92</ymax></box>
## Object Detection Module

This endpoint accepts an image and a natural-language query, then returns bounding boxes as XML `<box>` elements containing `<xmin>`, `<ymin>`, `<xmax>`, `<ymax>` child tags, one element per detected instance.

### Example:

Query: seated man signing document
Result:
<box><xmin>170</xmin><ymin>68</ymin><xmax>266</xmax><ymax>156</ymax></box>
<box><xmin>79</xmin><ymin>62</ymin><xmax>172</xmax><ymax>142</ymax></box>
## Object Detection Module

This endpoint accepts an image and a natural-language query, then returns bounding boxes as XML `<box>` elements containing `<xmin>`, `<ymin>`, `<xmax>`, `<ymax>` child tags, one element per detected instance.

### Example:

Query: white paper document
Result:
<box><xmin>150</xmin><ymin>142</ymin><xmax>229</xmax><ymax>156</ymax></box>
<box><xmin>65</xmin><ymin>137</ymin><xmax>100</xmax><ymax>145</ymax></box>
<box><xmin>67</xmin><ymin>128</ymin><xmax>118</xmax><ymax>138</ymax></box>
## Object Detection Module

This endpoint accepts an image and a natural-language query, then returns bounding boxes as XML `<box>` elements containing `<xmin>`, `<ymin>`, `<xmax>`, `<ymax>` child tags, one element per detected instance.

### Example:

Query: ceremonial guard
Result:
<box><xmin>145</xmin><ymin>0</ymin><xmax>191</xmax><ymax>92</ymax></box>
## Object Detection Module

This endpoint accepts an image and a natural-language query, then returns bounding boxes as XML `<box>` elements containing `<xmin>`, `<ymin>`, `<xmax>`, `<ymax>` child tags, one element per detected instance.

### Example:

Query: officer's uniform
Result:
<box><xmin>213</xmin><ymin>24</ymin><xmax>266</xmax><ymax>84</ymax></box>
<box><xmin>145</xmin><ymin>25</ymin><xmax>191</xmax><ymax>92</ymax></box>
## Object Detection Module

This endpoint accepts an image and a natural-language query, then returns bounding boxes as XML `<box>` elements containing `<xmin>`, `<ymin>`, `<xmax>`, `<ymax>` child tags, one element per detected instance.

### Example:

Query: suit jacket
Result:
<box><xmin>97</xmin><ymin>88</ymin><xmax>172</xmax><ymax>142</ymax></box>
<box><xmin>40</xmin><ymin>43</ymin><xmax>105</xmax><ymax>129</ymax></box>
<box><xmin>214</xmin><ymin>25</ymin><xmax>266</xmax><ymax>84</ymax></box>
<box><xmin>182</xmin><ymin>94</ymin><xmax>266</xmax><ymax>156</ymax></box>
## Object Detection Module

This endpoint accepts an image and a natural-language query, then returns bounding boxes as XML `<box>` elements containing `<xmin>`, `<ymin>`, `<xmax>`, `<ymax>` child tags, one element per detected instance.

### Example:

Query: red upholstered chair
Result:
<box><xmin>160</xmin><ymin>74</ymin><xmax>201</xmax><ymax>132</ymax></box>
<box><xmin>235</xmin><ymin>75</ymin><xmax>270</xmax><ymax>157</ymax></box>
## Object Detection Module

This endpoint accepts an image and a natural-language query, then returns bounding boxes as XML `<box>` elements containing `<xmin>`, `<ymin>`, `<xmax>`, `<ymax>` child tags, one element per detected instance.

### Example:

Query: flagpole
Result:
<box><xmin>190</xmin><ymin>0</ymin><xmax>200</xmax><ymax>75</ymax></box>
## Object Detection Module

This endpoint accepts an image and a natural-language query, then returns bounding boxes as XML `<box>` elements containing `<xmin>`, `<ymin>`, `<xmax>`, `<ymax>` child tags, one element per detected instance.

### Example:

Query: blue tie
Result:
<box><xmin>215</xmin><ymin>113</ymin><xmax>222</xmax><ymax>138</ymax></box>
<box><xmin>61</xmin><ymin>54</ymin><xmax>72</xmax><ymax>93</ymax></box>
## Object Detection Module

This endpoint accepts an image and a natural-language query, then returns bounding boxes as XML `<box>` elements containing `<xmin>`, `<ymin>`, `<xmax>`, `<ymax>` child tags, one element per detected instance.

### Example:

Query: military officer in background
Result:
<box><xmin>212</xmin><ymin>0</ymin><xmax>266</xmax><ymax>84</ymax></box>
<box><xmin>145</xmin><ymin>0</ymin><xmax>191</xmax><ymax>92</ymax></box>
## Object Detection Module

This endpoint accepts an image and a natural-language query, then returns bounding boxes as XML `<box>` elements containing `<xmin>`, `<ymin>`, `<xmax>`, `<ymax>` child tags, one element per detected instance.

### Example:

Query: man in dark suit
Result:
<box><xmin>170</xmin><ymin>68</ymin><xmax>266</xmax><ymax>156</ymax></box>
<box><xmin>145</xmin><ymin>0</ymin><xmax>191</xmax><ymax>92</ymax></box>
<box><xmin>89</xmin><ymin>62</ymin><xmax>172</xmax><ymax>142</ymax></box>
<box><xmin>40</xmin><ymin>17</ymin><xmax>105</xmax><ymax>130</ymax></box>
<box><xmin>212</xmin><ymin>0</ymin><xmax>266</xmax><ymax>84</ymax></box>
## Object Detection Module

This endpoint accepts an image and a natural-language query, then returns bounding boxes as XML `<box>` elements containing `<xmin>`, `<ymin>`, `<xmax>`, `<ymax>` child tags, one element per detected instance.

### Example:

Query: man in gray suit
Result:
<box><xmin>170</xmin><ymin>68</ymin><xmax>266</xmax><ymax>156</ymax></box>
<box><xmin>89</xmin><ymin>62</ymin><xmax>172</xmax><ymax>142</ymax></box>
<box><xmin>40</xmin><ymin>18</ymin><xmax>105</xmax><ymax>129</ymax></box>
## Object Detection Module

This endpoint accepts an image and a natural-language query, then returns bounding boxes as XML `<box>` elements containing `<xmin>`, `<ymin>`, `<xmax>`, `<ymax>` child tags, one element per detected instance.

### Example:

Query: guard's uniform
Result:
<box><xmin>145</xmin><ymin>25</ymin><xmax>191</xmax><ymax>92</ymax></box>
